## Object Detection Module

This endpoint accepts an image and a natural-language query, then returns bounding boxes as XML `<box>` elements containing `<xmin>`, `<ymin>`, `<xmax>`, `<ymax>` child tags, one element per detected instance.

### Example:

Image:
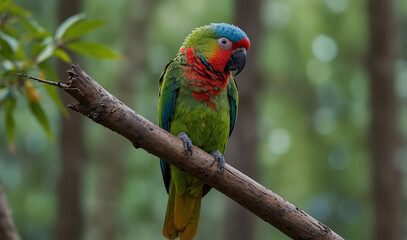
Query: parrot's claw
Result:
<box><xmin>177</xmin><ymin>132</ymin><xmax>193</xmax><ymax>156</ymax></box>
<box><xmin>210</xmin><ymin>150</ymin><xmax>225</xmax><ymax>174</ymax></box>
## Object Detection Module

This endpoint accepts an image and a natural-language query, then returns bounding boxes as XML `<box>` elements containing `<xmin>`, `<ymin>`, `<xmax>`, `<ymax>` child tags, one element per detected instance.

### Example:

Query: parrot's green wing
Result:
<box><xmin>158</xmin><ymin>60</ymin><xmax>180</xmax><ymax>194</ymax></box>
<box><xmin>227</xmin><ymin>76</ymin><xmax>239</xmax><ymax>137</ymax></box>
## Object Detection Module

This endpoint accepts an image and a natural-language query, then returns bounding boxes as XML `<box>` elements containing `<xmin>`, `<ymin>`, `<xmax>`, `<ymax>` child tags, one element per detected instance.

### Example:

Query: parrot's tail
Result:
<box><xmin>163</xmin><ymin>182</ymin><xmax>202</xmax><ymax>240</ymax></box>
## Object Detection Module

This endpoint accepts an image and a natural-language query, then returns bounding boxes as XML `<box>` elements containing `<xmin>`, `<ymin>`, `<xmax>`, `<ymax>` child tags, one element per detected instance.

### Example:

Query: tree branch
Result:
<box><xmin>17</xmin><ymin>63</ymin><xmax>344</xmax><ymax>240</ymax></box>
<box><xmin>0</xmin><ymin>182</ymin><xmax>21</xmax><ymax>240</ymax></box>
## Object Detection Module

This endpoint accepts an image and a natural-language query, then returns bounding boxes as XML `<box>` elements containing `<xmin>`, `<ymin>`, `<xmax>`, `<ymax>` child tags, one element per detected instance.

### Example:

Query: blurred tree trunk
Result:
<box><xmin>224</xmin><ymin>1</ymin><xmax>262</xmax><ymax>240</ymax></box>
<box><xmin>56</xmin><ymin>0</ymin><xmax>84</xmax><ymax>240</ymax></box>
<box><xmin>368</xmin><ymin>0</ymin><xmax>401</xmax><ymax>240</ymax></box>
<box><xmin>0</xmin><ymin>183</ymin><xmax>20</xmax><ymax>240</ymax></box>
<box><xmin>88</xmin><ymin>1</ymin><xmax>157</xmax><ymax>240</ymax></box>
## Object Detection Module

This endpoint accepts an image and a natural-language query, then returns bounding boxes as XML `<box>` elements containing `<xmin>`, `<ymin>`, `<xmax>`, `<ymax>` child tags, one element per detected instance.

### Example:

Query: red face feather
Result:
<box><xmin>238</xmin><ymin>38</ymin><xmax>250</xmax><ymax>51</ymax></box>
<box><xmin>208</xmin><ymin>38</ymin><xmax>250</xmax><ymax>73</ymax></box>
<box><xmin>208</xmin><ymin>48</ymin><xmax>233</xmax><ymax>73</ymax></box>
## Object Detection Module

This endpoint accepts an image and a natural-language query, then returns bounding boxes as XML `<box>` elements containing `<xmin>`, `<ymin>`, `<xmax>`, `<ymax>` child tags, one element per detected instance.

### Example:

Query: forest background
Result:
<box><xmin>1</xmin><ymin>0</ymin><xmax>406</xmax><ymax>239</ymax></box>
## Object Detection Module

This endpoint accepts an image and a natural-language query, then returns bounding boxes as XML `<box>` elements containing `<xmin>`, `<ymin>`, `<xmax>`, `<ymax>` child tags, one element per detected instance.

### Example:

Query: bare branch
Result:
<box><xmin>15</xmin><ymin>73</ymin><xmax>68</xmax><ymax>88</ymax></box>
<box><xmin>19</xmin><ymin>63</ymin><xmax>344</xmax><ymax>240</ymax></box>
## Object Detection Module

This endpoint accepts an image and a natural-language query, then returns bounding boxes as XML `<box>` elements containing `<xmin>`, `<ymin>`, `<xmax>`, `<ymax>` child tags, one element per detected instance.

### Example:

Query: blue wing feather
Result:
<box><xmin>158</xmin><ymin>60</ymin><xmax>179</xmax><ymax>194</ymax></box>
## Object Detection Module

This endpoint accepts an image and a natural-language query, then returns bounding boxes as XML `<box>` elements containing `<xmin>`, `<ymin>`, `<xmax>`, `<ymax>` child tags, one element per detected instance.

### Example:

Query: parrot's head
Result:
<box><xmin>181</xmin><ymin>23</ymin><xmax>250</xmax><ymax>76</ymax></box>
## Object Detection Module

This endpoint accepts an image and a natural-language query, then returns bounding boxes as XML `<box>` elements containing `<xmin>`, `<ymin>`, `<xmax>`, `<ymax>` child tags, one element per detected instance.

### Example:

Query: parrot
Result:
<box><xmin>158</xmin><ymin>23</ymin><xmax>250</xmax><ymax>240</ymax></box>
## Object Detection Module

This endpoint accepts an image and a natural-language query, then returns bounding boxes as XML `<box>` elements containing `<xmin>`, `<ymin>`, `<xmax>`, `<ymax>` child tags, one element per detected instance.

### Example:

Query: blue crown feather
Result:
<box><xmin>209</xmin><ymin>23</ymin><xmax>248</xmax><ymax>43</ymax></box>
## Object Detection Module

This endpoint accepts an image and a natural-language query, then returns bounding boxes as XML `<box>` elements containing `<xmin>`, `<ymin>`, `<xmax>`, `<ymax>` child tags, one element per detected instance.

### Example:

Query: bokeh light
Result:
<box><xmin>337</xmin><ymin>198</ymin><xmax>360</xmax><ymax>224</ymax></box>
<box><xmin>306</xmin><ymin>59</ymin><xmax>331</xmax><ymax>85</ymax></box>
<box><xmin>313</xmin><ymin>107</ymin><xmax>338</xmax><ymax>135</ymax></box>
<box><xmin>312</xmin><ymin>35</ymin><xmax>338</xmax><ymax>63</ymax></box>
<box><xmin>25</xmin><ymin>129</ymin><xmax>47</xmax><ymax>155</ymax></box>
<box><xmin>269</xmin><ymin>128</ymin><xmax>291</xmax><ymax>155</ymax></box>
<box><xmin>307</xmin><ymin>195</ymin><xmax>331</xmax><ymax>222</ymax></box>
<box><xmin>328</xmin><ymin>148</ymin><xmax>350</xmax><ymax>170</ymax></box>
<box><xmin>326</xmin><ymin>0</ymin><xmax>349</xmax><ymax>14</ymax></box>
<box><xmin>262</xmin><ymin>1</ymin><xmax>291</xmax><ymax>30</ymax></box>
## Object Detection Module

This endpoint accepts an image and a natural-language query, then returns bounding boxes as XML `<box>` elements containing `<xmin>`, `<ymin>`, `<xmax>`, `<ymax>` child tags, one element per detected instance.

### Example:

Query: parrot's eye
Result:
<box><xmin>217</xmin><ymin>37</ymin><xmax>232</xmax><ymax>50</ymax></box>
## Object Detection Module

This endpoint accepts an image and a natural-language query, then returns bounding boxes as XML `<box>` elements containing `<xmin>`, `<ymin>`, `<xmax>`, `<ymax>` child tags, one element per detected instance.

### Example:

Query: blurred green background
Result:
<box><xmin>1</xmin><ymin>0</ymin><xmax>406</xmax><ymax>239</ymax></box>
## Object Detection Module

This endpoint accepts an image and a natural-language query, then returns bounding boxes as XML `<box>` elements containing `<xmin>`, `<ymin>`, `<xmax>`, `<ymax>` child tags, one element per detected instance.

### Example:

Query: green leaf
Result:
<box><xmin>1</xmin><ymin>59</ymin><xmax>15</xmax><ymax>71</ymax></box>
<box><xmin>55</xmin><ymin>13</ymin><xmax>86</xmax><ymax>40</ymax></box>
<box><xmin>36</xmin><ymin>41</ymin><xmax>55</xmax><ymax>63</ymax></box>
<box><xmin>9</xmin><ymin>5</ymin><xmax>31</xmax><ymax>17</ymax></box>
<box><xmin>28</xmin><ymin>100</ymin><xmax>54</xmax><ymax>142</ymax></box>
<box><xmin>53</xmin><ymin>48</ymin><xmax>72</xmax><ymax>63</ymax></box>
<box><xmin>31</xmin><ymin>42</ymin><xmax>45</xmax><ymax>56</ymax></box>
<box><xmin>16</xmin><ymin>44</ymin><xmax>26</xmax><ymax>60</ymax></box>
<box><xmin>38</xmin><ymin>61</ymin><xmax>58</xmax><ymax>81</ymax></box>
<box><xmin>44</xmin><ymin>84</ymin><xmax>67</xmax><ymax>116</ymax></box>
<box><xmin>0</xmin><ymin>40</ymin><xmax>14</xmax><ymax>60</ymax></box>
<box><xmin>0</xmin><ymin>32</ymin><xmax>19</xmax><ymax>53</ymax></box>
<box><xmin>18</xmin><ymin>17</ymin><xmax>52</xmax><ymax>39</ymax></box>
<box><xmin>0</xmin><ymin>0</ymin><xmax>11</xmax><ymax>14</ymax></box>
<box><xmin>66</xmin><ymin>41</ymin><xmax>122</xmax><ymax>59</ymax></box>
<box><xmin>0</xmin><ymin>32</ymin><xmax>25</xmax><ymax>60</ymax></box>
<box><xmin>5</xmin><ymin>96</ymin><xmax>16</xmax><ymax>151</ymax></box>
<box><xmin>0</xmin><ymin>88</ymin><xmax>10</xmax><ymax>106</ymax></box>
<box><xmin>0</xmin><ymin>33</ymin><xmax>20</xmax><ymax>60</ymax></box>
<box><xmin>38</xmin><ymin>62</ymin><xmax>68</xmax><ymax>116</ymax></box>
<box><xmin>63</xmin><ymin>19</ymin><xmax>107</xmax><ymax>41</ymax></box>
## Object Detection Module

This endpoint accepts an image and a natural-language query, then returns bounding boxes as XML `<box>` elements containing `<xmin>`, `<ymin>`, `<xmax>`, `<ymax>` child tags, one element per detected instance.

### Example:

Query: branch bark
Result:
<box><xmin>18</xmin><ymin>63</ymin><xmax>343</xmax><ymax>240</ymax></box>
<box><xmin>0</xmin><ymin>182</ymin><xmax>20</xmax><ymax>240</ymax></box>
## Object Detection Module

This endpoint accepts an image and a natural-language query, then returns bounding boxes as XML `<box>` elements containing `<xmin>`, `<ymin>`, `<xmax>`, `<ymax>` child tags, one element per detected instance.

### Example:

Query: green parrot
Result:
<box><xmin>158</xmin><ymin>23</ymin><xmax>249</xmax><ymax>240</ymax></box>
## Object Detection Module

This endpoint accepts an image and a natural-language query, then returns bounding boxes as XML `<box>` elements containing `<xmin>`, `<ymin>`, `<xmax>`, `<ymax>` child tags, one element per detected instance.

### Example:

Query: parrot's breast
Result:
<box><xmin>170</xmin><ymin>85</ymin><xmax>231</xmax><ymax>154</ymax></box>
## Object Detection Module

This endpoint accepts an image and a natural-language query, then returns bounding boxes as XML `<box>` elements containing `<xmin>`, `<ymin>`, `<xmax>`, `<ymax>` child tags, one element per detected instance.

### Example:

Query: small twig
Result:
<box><xmin>15</xmin><ymin>73</ymin><xmax>68</xmax><ymax>88</ymax></box>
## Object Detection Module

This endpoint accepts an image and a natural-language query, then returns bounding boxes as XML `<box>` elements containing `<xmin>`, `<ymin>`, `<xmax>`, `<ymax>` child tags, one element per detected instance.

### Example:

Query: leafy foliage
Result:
<box><xmin>0</xmin><ymin>1</ymin><xmax>121</xmax><ymax>150</ymax></box>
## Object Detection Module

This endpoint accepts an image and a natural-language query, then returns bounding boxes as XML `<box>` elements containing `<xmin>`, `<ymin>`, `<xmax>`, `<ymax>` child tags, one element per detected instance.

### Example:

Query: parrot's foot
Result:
<box><xmin>210</xmin><ymin>150</ymin><xmax>225</xmax><ymax>174</ymax></box>
<box><xmin>177</xmin><ymin>132</ymin><xmax>193</xmax><ymax>156</ymax></box>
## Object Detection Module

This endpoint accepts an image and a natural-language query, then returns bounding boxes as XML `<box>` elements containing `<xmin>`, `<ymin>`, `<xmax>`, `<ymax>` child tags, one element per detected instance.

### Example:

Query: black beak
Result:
<box><xmin>225</xmin><ymin>48</ymin><xmax>247</xmax><ymax>76</ymax></box>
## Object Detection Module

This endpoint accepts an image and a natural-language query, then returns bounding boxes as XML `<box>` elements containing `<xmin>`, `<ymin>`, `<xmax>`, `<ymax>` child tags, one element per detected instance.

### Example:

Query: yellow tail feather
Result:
<box><xmin>163</xmin><ymin>183</ymin><xmax>177</xmax><ymax>239</ymax></box>
<box><xmin>163</xmin><ymin>183</ymin><xmax>202</xmax><ymax>240</ymax></box>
